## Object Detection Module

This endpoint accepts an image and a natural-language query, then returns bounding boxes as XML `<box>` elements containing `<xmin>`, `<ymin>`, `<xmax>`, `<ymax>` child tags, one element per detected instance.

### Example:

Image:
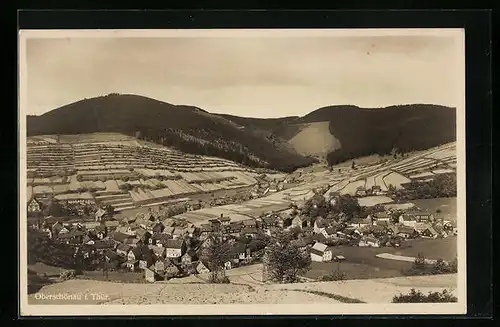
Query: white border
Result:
<box><xmin>18</xmin><ymin>28</ymin><xmax>467</xmax><ymax>316</ymax></box>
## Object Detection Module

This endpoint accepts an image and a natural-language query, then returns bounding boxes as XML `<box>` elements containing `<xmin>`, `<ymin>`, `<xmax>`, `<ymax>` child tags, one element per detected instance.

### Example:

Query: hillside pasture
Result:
<box><xmin>383</xmin><ymin>172</ymin><xmax>411</xmax><ymax>190</ymax></box>
<box><xmin>357</xmin><ymin>196</ymin><xmax>394</xmax><ymax>207</ymax></box>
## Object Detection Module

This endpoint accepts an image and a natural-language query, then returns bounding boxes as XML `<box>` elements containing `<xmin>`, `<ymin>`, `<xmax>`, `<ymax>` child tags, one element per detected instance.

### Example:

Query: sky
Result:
<box><xmin>23</xmin><ymin>31</ymin><xmax>463</xmax><ymax>118</ymax></box>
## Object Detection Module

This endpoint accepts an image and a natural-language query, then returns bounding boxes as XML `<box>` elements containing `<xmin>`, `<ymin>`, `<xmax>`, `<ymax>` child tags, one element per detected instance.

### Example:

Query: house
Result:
<box><xmin>154</xmin><ymin>258</ymin><xmax>173</xmax><ymax>274</ymax></box>
<box><xmin>397</xmin><ymin>226</ymin><xmax>417</xmax><ymax>239</ymax></box>
<box><xmin>399</xmin><ymin>214</ymin><xmax>418</xmax><ymax>227</ymax></box>
<box><xmin>374</xmin><ymin>220</ymin><xmax>389</xmax><ymax>228</ymax></box>
<box><xmin>152</xmin><ymin>222</ymin><xmax>165</xmax><ymax>234</ymax></box>
<box><xmin>231</xmin><ymin>242</ymin><xmax>248</xmax><ymax>262</ymax></box>
<box><xmin>219</xmin><ymin>214</ymin><xmax>231</xmax><ymax>226</ymax></box>
<box><xmin>181</xmin><ymin>249</ymin><xmax>198</xmax><ymax>265</ymax></box>
<box><xmin>104</xmin><ymin>249</ymin><xmax>120</xmax><ymax>262</ymax></box>
<box><xmin>196</xmin><ymin>261</ymin><xmax>211</xmax><ymax>274</ymax></box>
<box><xmin>27</xmin><ymin>198</ymin><xmax>42</xmax><ymax>213</ymax></box>
<box><xmin>124</xmin><ymin>238</ymin><xmax>141</xmax><ymax>248</ymax></box>
<box><xmin>310</xmin><ymin>242</ymin><xmax>333</xmax><ymax>262</ymax></box>
<box><xmin>95</xmin><ymin>225</ymin><xmax>107</xmax><ymax>239</ymax></box>
<box><xmin>371</xmin><ymin>185</ymin><xmax>383</xmax><ymax>194</ymax></box>
<box><xmin>148</xmin><ymin>245</ymin><xmax>166</xmax><ymax>259</ymax></box>
<box><xmin>165</xmin><ymin>239</ymin><xmax>186</xmax><ymax>259</ymax></box>
<box><xmin>135</xmin><ymin>228</ymin><xmax>152</xmax><ymax>243</ymax></box>
<box><xmin>313</xmin><ymin>216</ymin><xmax>328</xmax><ymax>234</ymax></box>
<box><xmin>312</xmin><ymin>233</ymin><xmax>328</xmax><ymax>244</ymax></box>
<box><xmin>371</xmin><ymin>212</ymin><xmax>392</xmax><ymax>224</ymax></box>
<box><xmin>433</xmin><ymin>224</ymin><xmax>448</xmax><ymax>238</ymax></box>
<box><xmin>125</xmin><ymin>260</ymin><xmax>139</xmax><ymax>271</ymax></box>
<box><xmin>116</xmin><ymin>244</ymin><xmax>133</xmax><ymax>256</ymax></box>
<box><xmin>227</xmin><ymin>222</ymin><xmax>243</xmax><ymax>236</ymax></box>
<box><xmin>144</xmin><ymin>267</ymin><xmax>158</xmax><ymax>283</ymax></box>
<box><xmin>149</xmin><ymin>233</ymin><xmax>172</xmax><ymax>247</ymax></box>
<box><xmin>261</xmin><ymin>216</ymin><xmax>279</xmax><ymax>229</ymax></box>
<box><xmin>242</xmin><ymin>219</ymin><xmax>257</xmax><ymax>228</ymax></box>
<box><xmin>321</xmin><ymin>227</ymin><xmax>337</xmax><ymax>239</ymax></box>
<box><xmin>421</xmin><ymin>226</ymin><xmax>439</xmax><ymax>239</ymax></box>
<box><xmin>199</xmin><ymin>224</ymin><xmax>213</xmax><ymax>238</ymax></box>
<box><xmin>172</xmin><ymin>228</ymin><xmax>186</xmax><ymax>240</ymax></box>
<box><xmin>349</xmin><ymin>216</ymin><xmax>373</xmax><ymax>228</ymax></box>
<box><xmin>94</xmin><ymin>208</ymin><xmax>106</xmax><ymax>222</ymax></box>
<box><xmin>359</xmin><ymin>236</ymin><xmax>381</xmax><ymax>247</ymax></box>
<box><xmin>208</xmin><ymin>218</ymin><xmax>222</xmax><ymax>231</ymax></box>
<box><xmin>163</xmin><ymin>226</ymin><xmax>175</xmax><ymax>236</ymax></box>
<box><xmin>185</xmin><ymin>227</ymin><xmax>197</xmax><ymax>237</ymax></box>
<box><xmin>224</xmin><ymin>261</ymin><xmax>232</xmax><ymax>270</ymax></box>
<box><xmin>241</xmin><ymin>227</ymin><xmax>259</xmax><ymax>238</ymax></box>
<box><xmin>355</xmin><ymin>186</ymin><xmax>366</xmax><ymax>197</ymax></box>
<box><xmin>103</xmin><ymin>220</ymin><xmax>120</xmax><ymax>231</ymax></box>
<box><xmin>400</xmin><ymin>209</ymin><xmax>434</xmax><ymax>225</ymax></box>
<box><xmin>292</xmin><ymin>215</ymin><xmax>311</xmax><ymax>228</ymax></box>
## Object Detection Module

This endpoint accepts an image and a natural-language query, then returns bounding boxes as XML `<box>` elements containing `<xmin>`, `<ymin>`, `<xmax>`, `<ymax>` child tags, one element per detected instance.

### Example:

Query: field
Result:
<box><xmin>26</xmin><ymin>133</ymin><xmax>263</xmax><ymax>212</ymax></box>
<box><xmin>304</xmin><ymin>237</ymin><xmax>457</xmax><ymax>281</ymax></box>
<box><xmin>357</xmin><ymin>196</ymin><xmax>394</xmax><ymax>207</ymax></box>
<box><xmin>26</xmin><ymin>271</ymin><xmax>457</xmax><ymax>305</ymax></box>
<box><xmin>288</xmin><ymin>122</ymin><xmax>341</xmax><ymax>157</ymax></box>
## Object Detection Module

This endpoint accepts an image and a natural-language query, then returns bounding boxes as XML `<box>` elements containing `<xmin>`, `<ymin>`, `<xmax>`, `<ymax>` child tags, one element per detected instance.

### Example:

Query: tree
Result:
<box><xmin>330</xmin><ymin>195</ymin><xmax>361</xmax><ymax>221</ymax></box>
<box><xmin>44</xmin><ymin>200</ymin><xmax>66</xmax><ymax>217</ymax></box>
<box><xmin>200</xmin><ymin>233</ymin><xmax>232</xmax><ymax>283</ymax></box>
<box><xmin>392</xmin><ymin>289</ymin><xmax>457</xmax><ymax>303</ymax></box>
<box><xmin>263</xmin><ymin>232</ymin><xmax>311</xmax><ymax>283</ymax></box>
<box><xmin>351</xmin><ymin>161</ymin><xmax>356</xmax><ymax>169</ymax></box>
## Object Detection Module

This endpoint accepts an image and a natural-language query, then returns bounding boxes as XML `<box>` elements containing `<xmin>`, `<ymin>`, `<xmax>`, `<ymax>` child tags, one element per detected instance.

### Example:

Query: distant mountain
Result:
<box><xmin>27</xmin><ymin>94</ymin><xmax>317</xmax><ymax>172</ymax></box>
<box><xmin>27</xmin><ymin>94</ymin><xmax>456</xmax><ymax>171</ymax></box>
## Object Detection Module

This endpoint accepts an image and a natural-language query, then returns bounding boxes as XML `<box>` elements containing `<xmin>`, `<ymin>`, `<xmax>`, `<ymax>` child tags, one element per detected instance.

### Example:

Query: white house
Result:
<box><xmin>310</xmin><ymin>242</ymin><xmax>333</xmax><ymax>262</ymax></box>
<box><xmin>358</xmin><ymin>236</ymin><xmax>381</xmax><ymax>248</ymax></box>
<box><xmin>164</xmin><ymin>239</ymin><xmax>186</xmax><ymax>258</ymax></box>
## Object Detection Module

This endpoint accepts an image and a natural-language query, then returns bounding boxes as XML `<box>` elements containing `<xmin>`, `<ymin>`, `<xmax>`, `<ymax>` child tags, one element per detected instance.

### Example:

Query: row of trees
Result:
<box><xmin>388</xmin><ymin>174</ymin><xmax>457</xmax><ymax>200</ymax></box>
<box><xmin>301</xmin><ymin>193</ymin><xmax>362</xmax><ymax>222</ymax></box>
<box><xmin>403</xmin><ymin>253</ymin><xmax>458</xmax><ymax>276</ymax></box>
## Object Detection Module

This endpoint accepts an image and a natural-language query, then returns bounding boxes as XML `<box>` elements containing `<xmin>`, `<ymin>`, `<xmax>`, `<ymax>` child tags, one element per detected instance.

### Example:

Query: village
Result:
<box><xmin>27</xmin><ymin>176</ymin><xmax>457</xmax><ymax>284</ymax></box>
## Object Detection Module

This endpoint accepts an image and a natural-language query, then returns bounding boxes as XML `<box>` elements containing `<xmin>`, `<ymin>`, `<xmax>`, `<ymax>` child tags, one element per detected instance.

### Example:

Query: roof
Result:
<box><xmin>376</xmin><ymin>220</ymin><xmax>389</xmax><ymax>227</ymax></box>
<box><xmin>163</xmin><ymin>226</ymin><xmax>175</xmax><ymax>234</ymax></box>
<box><xmin>104</xmin><ymin>220</ymin><xmax>120</xmax><ymax>227</ymax></box>
<box><xmin>165</xmin><ymin>239</ymin><xmax>184</xmax><ymax>249</ymax></box>
<box><xmin>310</xmin><ymin>248</ymin><xmax>324</xmax><ymax>256</ymax></box>
<box><xmin>104</xmin><ymin>249</ymin><xmax>120</xmax><ymax>260</ymax></box>
<box><xmin>373</xmin><ymin>212</ymin><xmax>391</xmax><ymax>219</ymax></box>
<box><xmin>241</xmin><ymin>227</ymin><xmax>258</xmax><ymax>234</ymax></box>
<box><xmin>148</xmin><ymin>245</ymin><xmax>166</xmax><ymax>256</ymax></box>
<box><xmin>173</xmin><ymin>228</ymin><xmax>186</xmax><ymax>236</ymax></box>
<box><xmin>398</xmin><ymin>226</ymin><xmax>416</xmax><ymax>234</ymax></box>
<box><xmin>219</xmin><ymin>216</ymin><xmax>231</xmax><ymax>222</ymax></box>
<box><xmin>200</xmin><ymin>224</ymin><xmax>213</xmax><ymax>233</ymax></box>
<box><xmin>135</xmin><ymin>228</ymin><xmax>150</xmax><ymax>238</ymax></box>
<box><xmin>312</xmin><ymin>242</ymin><xmax>328</xmax><ymax>252</ymax></box>
<box><xmin>111</xmin><ymin>231</ymin><xmax>131</xmax><ymax>243</ymax></box>
<box><xmin>243</xmin><ymin>219</ymin><xmax>256</xmax><ymax>226</ymax></box>
<box><xmin>324</xmin><ymin>227</ymin><xmax>337</xmax><ymax>235</ymax></box>
<box><xmin>117</xmin><ymin>244</ymin><xmax>132</xmax><ymax>252</ymax></box>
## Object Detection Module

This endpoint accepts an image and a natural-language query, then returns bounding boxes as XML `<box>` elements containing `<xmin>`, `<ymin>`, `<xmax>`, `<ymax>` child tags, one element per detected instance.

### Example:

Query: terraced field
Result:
<box><xmin>26</xmin><ymin>133</ymin><xmax>261</xmax><ymax>212</ymax></box>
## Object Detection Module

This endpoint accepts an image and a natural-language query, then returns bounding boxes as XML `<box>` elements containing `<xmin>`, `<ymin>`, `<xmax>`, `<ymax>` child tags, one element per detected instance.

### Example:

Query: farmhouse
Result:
<box><xmin>310</xmin><ymin>242</ymin><xmax>333</xmax><ymax>262</ymax></box>
<box><xmin>116</xmin><ymin>244</ymin><xmax>133</xmax><ymax>256</ymax></box>
<box><xmin>399</xmin><ymin>214</ymin><xmax>418</xmax><ymax>227</ymax></box>
<box><xmin>370</xmin><ymin>212</ymin><xmax>392</xmax><ymax>223</ymax></box>
<box><xmin>420</xmin><ymin>226</ymin><xmax>439</xmax><ymax>238</ymax></box>
<box><xmin>149</xmin><ymin>245</ymin><xmax>166</xmax><ymax>259</ymax></box>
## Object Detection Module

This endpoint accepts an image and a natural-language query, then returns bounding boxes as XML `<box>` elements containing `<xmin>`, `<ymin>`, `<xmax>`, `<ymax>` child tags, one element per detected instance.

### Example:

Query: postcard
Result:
<box><xmin>18</xmin><ymin>28</ymin><xmax>466</xmax><ymax>316</ymax></box>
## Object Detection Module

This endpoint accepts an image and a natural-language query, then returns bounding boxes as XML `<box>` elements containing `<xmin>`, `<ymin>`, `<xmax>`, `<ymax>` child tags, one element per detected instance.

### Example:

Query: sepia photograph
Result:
<box><xmin>18</xmin><ymin>28</ymin><xmax>466</xmax><ymax>316</ymax></box>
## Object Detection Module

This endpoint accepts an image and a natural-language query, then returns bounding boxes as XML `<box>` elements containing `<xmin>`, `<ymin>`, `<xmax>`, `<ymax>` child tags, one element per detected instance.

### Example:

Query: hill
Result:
<box><xmin>27</xmin><ymin>94</ymin><xmax>456</xmax><ymax>170</ymax></box>
<box><xmin>27</xmin><ymin>94</ymin><xmax>316</xmax><ymax>173</ymax></box>
<box><xmin>220</xmin><ymin>104</ymin><xmax>456</xmax><ymax>165</ymax></box>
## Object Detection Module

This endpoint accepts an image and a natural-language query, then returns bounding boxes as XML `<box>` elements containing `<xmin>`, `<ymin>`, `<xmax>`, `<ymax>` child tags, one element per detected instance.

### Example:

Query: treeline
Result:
<box><xmin>388</xmin><ymin>174</ymin><xmax>457</xmax><ymax>200</ymax></box>
<box><xmin>136</xmin><ymin>127</ymin><xmax>317</xmax><ymax>173</ymax></box>
<box><xmin>27</xmin><ymin>229</ymin><xmax>76</xmax><ymax>269</ymax></box>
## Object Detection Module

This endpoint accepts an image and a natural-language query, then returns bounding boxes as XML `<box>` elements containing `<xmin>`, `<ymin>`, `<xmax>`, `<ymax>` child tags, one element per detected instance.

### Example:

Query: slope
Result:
<box><xmin>27</xmin><ymin>94</ymin><xmax>316</xmax><ymax>173</ymax></box>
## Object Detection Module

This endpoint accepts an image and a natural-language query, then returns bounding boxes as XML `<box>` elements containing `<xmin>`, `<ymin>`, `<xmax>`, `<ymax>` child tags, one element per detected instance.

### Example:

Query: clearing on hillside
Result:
<box><xmin>288</xmin><ymin>122</ymin><xmax>341</xmax><ymax>157</ymax></box>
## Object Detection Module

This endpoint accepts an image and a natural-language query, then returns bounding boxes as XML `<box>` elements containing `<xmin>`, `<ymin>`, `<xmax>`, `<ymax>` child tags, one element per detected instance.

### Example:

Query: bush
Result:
<box><xmin>392</xmin><ymin>289</ymin><xmax>457</xmax><ymax>303</ymax></box>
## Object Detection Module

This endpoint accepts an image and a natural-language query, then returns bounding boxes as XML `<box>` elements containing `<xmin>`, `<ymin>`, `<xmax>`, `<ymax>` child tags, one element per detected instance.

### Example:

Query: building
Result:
<box><xmin>397</xmin><ymin>226</ymin><xmax>417</xmax><ymax>239</ymax></box>
<box><xmin>310</xmin><ymin>242</ymin><xmax>333</xmax><ymax>262</ymax></box>
<box><xmin>358</xmin><ymin>236</ymin><xmax>381</xmax><ymax>247</ymax></box>
<box><xmin>400</xmin><ymin>209</ymin><xmax>434</xmax><ymax>225</ymax></box>
<box><xmin>165</xmin><ymin>239</ymin><xmax>186</xmax><ymax>259</ymax></box>
<box><xmin>27</xmin><ymin>198</ymin><xmax>42</xmax><ymax>213</ymax></box>
<box><xmin>196</xmin><ymin>261</ymin><xmax>211</xmax><ymax>274</ymax></box>
<box><xmin>355</xmin><ymin>186</ymin><xmax>367</xmax><ymax>197</ymax></box>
